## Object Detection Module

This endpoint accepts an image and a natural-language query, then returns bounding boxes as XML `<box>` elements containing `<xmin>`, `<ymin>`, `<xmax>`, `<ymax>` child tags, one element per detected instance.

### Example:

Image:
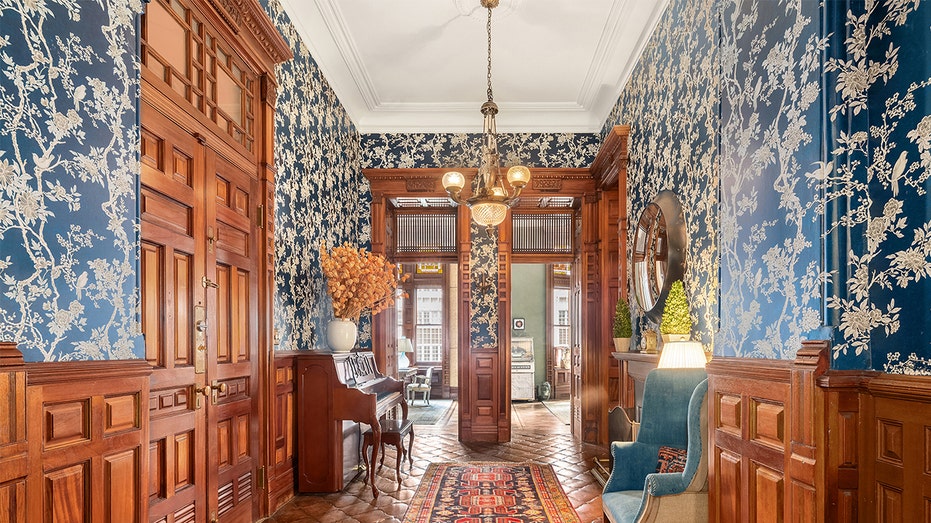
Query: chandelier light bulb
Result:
<box><xmin>442</xmin><ymin>171</ymin><xmax>466</xmax><ymax>192</ymax></box>
<box><xmin>506</xmin><ymin>165</ymin><xmax>531</xmax><ymax>188</ymax></box>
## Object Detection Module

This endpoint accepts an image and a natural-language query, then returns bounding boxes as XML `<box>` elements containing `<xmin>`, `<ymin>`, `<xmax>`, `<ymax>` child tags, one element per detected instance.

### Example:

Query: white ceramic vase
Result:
<box><xmin>327</xmin><ymin>318</ymin><xmax>357</xmax><ymax>352</ymax></box>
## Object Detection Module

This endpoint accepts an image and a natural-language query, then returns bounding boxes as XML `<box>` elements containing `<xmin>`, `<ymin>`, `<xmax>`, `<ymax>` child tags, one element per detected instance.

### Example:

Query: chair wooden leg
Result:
<box><xmin>407</xmin><ymin>427</ymin><xmax>415</xmax><ymax>470</ymax></box>
<box><xmin>395</xmin><ymin>444</ymin><xmax>403</xmax><ymax>486</ymax></box>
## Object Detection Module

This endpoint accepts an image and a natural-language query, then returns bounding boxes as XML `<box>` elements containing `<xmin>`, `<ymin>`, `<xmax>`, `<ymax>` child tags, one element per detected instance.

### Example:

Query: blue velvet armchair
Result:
<box><xmin>602</xmin><ymin>368</ymin><xmax>709</xmax><ymax>523</ymax></box>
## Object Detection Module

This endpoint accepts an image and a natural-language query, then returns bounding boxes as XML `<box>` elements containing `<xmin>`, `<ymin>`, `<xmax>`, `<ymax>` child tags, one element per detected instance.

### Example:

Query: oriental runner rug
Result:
<box><xmin>402</xmin><ymin>462</ymin><xmax>581</xmax><ymax>523</ymax></box>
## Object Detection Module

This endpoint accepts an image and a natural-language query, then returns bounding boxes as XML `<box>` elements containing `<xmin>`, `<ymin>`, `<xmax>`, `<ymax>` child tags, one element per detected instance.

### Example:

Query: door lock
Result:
<box><xmin>194</xmin><ymin>306</ymin><xmax>206</xmax><ymax>374</ymax></box>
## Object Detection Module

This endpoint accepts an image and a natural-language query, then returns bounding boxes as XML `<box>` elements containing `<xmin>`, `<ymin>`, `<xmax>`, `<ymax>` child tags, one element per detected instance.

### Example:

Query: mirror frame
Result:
<box><xmin>631</xmin><ymin>190</ymin><xmax>687</xmax><ymax>323</ymax></box>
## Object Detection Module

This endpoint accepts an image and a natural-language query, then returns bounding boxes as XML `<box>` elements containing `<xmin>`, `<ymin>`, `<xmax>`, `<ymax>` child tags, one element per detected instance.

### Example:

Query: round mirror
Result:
<box><xmin>632</xmin><ymin>190</ymin><xmax>687</xmax><ymax>322</ymax></box>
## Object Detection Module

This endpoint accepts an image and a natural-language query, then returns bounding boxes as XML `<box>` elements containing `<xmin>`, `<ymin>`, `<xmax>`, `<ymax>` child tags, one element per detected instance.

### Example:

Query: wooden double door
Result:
<box><xmin>140</xmin><ymin>105</ymin><xmax>261</xmax><ymax>523</ymax></box>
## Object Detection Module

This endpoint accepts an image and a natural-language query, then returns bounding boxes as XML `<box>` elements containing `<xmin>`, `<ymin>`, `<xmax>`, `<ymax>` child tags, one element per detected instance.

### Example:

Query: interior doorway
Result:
<box><xmin>509</xmin><ymin>263</ymin><xmax>575</xmax><ymax>425</ymax></box>
<box><xmin>395</xmin><ymin>261</ymin><xmax>460</xmax><ymax>406</ymax></box>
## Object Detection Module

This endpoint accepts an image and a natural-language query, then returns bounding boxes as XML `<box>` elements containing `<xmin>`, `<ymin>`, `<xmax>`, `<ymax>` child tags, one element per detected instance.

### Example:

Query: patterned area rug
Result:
<box><xmin>407</xmin><ymin>399</ymin><xmax>455</xmax><ymax>426</ymax></box>
<box><xmin>402</xmin><ymin>462</ymin><xmax>581</xmax><ymax>523</ymax></box>
<box><xmin>541</xmin><ymin>400</ymin><xmax>571</xmax><ymax>425</ymax></box>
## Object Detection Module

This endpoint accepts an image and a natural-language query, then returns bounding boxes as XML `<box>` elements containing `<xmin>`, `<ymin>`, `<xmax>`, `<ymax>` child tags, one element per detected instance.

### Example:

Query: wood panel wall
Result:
<box><xmin>265</xmin><ymin>353</ymin><xmax>295</xmax><ymax>514</ymax></box>
<box><xmin>0</xmin><ymin>343</ymin><xmax>26</xmax><ymax>523</ymax></box>
<box><xmin>22</xmin><ymin>358</ymin><xmax>152</xmax><ymax>523</ymax></box>
<box><xmin>856</xmin><ymin>371</ymin><xmax>931</xmax><ymax>520</ymax></box>
<box><xmin>709</xmin><ymin>340</ymin><xmax>931</xmax><ymax>521</ymax></box>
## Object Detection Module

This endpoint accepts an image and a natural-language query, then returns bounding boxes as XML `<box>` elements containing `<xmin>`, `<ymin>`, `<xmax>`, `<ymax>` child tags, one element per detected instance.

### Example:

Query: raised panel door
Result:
<box><xmin>204</xmin><ymin>151</ymin><xmax>259</xmax><ymax>523</ymax></box>
<box><xmin>141</xmin><ymin>106</ymin><xmax>260</xmax><ymax>523</ymax></box>
<box><xmin>141</xmin><ymin>105</ymin><xmax>208</xmax><ymax>523</ymax></box>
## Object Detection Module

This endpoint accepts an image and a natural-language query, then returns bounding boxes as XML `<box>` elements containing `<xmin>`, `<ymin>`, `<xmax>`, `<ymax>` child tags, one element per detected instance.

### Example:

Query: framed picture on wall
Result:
<box><xmin>513</xmin><ymin>318</ymin><xmax>525</xmax><ymax>330</ymax></box>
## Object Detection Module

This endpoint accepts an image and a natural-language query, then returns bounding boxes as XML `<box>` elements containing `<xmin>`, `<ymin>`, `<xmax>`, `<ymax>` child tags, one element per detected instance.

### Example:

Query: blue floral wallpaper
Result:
<box><xmin>261</xmin><ymin>0</ymin><xmax>372</xmax><ymax>353</ymax></box>
<box><xmin>0</xmin><ymin>0</ymin><xmax>143</xmax><ymax>362</ymax></box>
<box><xmin>360</xmin><ymin>133</ymin><xmax>600</xmax><ymax>169</ymax></box>
<box><xmin>717</xmin><ymin>0</ymin><xmax>825</xmax><ymax>359</ymax></box>
<box><xmin>609</xmin><ymin>0</ymin><xmax>931</xmax><ymax>373</ymax></box>
<box><xmin>600</xmin><ymin>0</ymin><xmax>720</xmax><ymax>351</ymax></box>
<box><xmin>823</xmin><ymin>0</ymin><xmax>931</xmax><ymax>373</ymax></box>
<box><xmin>4</xmin><ymin>0</ymin><xmax>929</xmax><ymax>375</ymax></box>
<box><xmin>469</xmin><ymin>223</ymin><xmax>498</xmax><ymax>348</ymax></box>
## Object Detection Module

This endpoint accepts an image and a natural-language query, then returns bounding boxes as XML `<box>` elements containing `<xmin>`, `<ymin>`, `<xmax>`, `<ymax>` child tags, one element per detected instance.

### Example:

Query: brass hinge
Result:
<box><xmin>256</xmin><ymin>204</ymin><xmax>265</xmax><ymax>229</ymax></box>
<box><xmin>257</xmin><ymin>466</ymin><xmax>267</xmax><ymax>489</ymax></box>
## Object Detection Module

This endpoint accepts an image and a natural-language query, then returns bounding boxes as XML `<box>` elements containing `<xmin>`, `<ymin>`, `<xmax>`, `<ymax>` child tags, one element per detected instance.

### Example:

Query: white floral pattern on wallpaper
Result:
<box><xmin>469</xmin><ymin>224</ymin><xmax>498</xmax><ymax>347</ymax></box>
<box><xmin>360</xmin><ymin>133</ymin><xmax>600</xmax><ymax>169</ymax></box>
<box><xmin>0</xmin><ymin>0</ymin><xmax>142</xmax><ymax>361</ymax></box>
<box><xmin>821</xmin><ymin>0</ymin><xmax>931</xmax><ymax>374</ymax></box>
<box><xmin>262</xmin><ymin>0</ymin><xmax>372</xmax><ymax>353</ymax></box>
<box><xmin>717</xmin><ymin>0</ymin><xmax>826</xmax><ymax>359</ymax></box>
<box><xmin>600</xmin><ymin>0</ymin><xmax>719</xmax><ymax>350</ymax></box>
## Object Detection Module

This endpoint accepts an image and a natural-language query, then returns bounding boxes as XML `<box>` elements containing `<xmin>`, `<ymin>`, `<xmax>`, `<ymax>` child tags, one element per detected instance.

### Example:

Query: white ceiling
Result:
<box><xmin>277</xmin><ymin>0</ymin><xmax>670</xmax><ymax>134</ymax></box>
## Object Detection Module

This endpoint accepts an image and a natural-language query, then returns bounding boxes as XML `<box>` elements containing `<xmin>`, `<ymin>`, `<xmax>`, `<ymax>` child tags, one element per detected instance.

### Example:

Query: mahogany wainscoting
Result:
<box><xmin>0</xmin><ymin>343</ymin><xmax>26</xmax><ymax>522</ymax></box>
<box><xmin>709</xmin><ymin>340</ymin><xmax>931</xmax><ymax>521</ymax></box>
<box><xmin>15</xmin><ymin>353</ymin><xmax>152</xmax><ymax>523</ymax></box>
<box><xmin>265</xmin><ymin>353</ymin><xmax>296</xmax><ymax>515</ymax></box>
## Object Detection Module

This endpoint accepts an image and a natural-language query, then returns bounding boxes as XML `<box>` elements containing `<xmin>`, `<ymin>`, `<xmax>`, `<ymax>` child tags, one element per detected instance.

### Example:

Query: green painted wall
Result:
<box><xmin>510</xmin><ymin>264</ymin><xmax>548</xmax><ymax>394</ymax></box>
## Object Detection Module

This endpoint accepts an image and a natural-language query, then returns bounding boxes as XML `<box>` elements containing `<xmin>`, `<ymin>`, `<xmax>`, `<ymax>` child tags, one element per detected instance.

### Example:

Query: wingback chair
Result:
<box><xmin>602</xmin><ymin>368</ymin><xmax>709</xmax><ymax>523</ymax></box>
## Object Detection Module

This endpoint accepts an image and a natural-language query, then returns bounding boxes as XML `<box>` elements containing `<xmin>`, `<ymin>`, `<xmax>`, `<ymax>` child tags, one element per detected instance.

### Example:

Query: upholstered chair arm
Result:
<box><xmin>643</xmin><ymin>471</ymin><xmax>690</xmax><ymax>496</ymax></box>
<box><xmin>603</xmin><ymin>441</ymin><xmax>662</xmax><ymax>493</ymax></box>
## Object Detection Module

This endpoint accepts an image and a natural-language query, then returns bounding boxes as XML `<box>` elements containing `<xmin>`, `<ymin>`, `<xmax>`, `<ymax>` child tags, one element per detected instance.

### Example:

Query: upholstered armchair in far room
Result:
<box><xmin>406</xmin><ymin>366</ymin><xmax>434</xmax><ymax>405</ymax></box>
<box><xmin>602</xmin><ymin>368</ymin><xmax>709</xmax><ymax>523</ymax></box>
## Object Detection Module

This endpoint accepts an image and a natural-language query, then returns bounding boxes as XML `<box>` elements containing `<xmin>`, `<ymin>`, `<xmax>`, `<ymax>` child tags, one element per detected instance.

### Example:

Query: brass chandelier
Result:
<box><xmin>441</xmin><ymin>0</ymin><xmax>531</xmax><ymax>228</ymax></box>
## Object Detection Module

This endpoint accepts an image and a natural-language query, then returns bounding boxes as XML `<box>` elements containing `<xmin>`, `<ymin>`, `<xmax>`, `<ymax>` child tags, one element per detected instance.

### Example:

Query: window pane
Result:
<box><xmin>415</xmin><ymin>287</ymin><xmax>443</xmax><ymax>362</ymax></box>
<box><xmin>553</xmin><ymin>287</ymin><xmax>570</xmax><ymax>347</ymax></box>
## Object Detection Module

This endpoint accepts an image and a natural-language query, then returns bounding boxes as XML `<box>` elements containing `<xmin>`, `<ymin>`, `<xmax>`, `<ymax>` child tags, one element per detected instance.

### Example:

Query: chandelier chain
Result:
<box><xmin>486</xmin><ymin>6</ymin><xmax>493</xmax><ymax>102</ymax></box>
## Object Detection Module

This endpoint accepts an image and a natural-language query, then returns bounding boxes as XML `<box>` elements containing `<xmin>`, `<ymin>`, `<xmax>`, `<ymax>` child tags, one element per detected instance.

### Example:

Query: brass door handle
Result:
<box><xmin>195</xmin><ymin>381</ymin><xmax>227</xmax><ymax>397</ymax></box>
<box><xmin>202</xmin><ymin>276</ymin><xmax>219</xmax><ymax>288</ymax></box>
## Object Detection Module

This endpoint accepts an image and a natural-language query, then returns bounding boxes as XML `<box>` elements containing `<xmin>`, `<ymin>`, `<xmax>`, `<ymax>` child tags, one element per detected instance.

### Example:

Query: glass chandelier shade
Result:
<box><xmin>441</xmin><ymin>0</ymin><xmax>530</xmax><ymax>228</ymax></box>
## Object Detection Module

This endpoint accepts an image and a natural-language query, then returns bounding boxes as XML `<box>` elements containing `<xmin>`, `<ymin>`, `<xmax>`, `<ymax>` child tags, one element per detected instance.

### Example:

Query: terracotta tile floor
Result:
<box><xmin>262</xmin><ymin>400</ymin><xmax>608</xmax><ymax>523</ymax></box>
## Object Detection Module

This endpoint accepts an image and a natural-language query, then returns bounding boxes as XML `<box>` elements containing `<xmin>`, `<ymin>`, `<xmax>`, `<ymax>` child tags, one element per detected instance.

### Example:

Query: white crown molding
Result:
<box><xmin>279</xmin><ymin>0</ymin><xmax>669</xmax><ymax>134</ymax></box>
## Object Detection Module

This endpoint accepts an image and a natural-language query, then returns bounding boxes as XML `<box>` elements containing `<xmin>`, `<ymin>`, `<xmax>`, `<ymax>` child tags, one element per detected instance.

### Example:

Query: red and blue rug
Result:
<box><xmin>402</xmin><ymin>462</ymin><xmax>581</xmax><ymax>523</ymax></box>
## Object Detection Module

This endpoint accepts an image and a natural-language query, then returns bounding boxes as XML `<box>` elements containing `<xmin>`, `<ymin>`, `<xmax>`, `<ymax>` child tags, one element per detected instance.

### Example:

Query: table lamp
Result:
<box><xmin>397</xmin><ymin>337</ymin><xmax>414</xmax><ymax>370</ymax></box>
<box><xmin>657</xmin><ymin>340</ymin><xmax>707</xmax><ymax>369</ymax></box>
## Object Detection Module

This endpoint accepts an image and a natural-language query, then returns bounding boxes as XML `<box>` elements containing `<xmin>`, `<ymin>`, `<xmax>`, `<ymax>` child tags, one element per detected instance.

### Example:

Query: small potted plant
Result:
<box><xmin>612</xmin><ymin>297</ymin><xmax>633</xmax><ymax>352</ymax></box>
<box><xmin>660</xmin><ymin>280</ymin><xmax>692</xmax><ymax>344</ymax></box>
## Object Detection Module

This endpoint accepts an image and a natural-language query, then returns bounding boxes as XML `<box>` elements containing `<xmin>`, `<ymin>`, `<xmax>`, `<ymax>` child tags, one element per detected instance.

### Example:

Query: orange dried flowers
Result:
<box><xmin>319</xmin><ymin>243</ymin><xmax>409</xmax><ymax>321</ymax></box>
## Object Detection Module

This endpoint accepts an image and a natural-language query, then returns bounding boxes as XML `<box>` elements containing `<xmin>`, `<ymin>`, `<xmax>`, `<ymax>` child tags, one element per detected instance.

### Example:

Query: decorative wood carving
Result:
<box><xmin>232</xmin><ymin>0</ymin><xmax>292</xmax><ymax>64</ymax></box>
<box><xmin>209</xmin><ymin>0</ymin><xmax>242</xmax><ymax>31</ymax></box>
<box><xmin>531</xmin><ymin>177</ymin><xmax>563</xmax><ymax>191</ymax></box>
<box><xmin>405</xmin><ymin>177</ymin><xmax>437</xmax><ymax>192</ymax></box>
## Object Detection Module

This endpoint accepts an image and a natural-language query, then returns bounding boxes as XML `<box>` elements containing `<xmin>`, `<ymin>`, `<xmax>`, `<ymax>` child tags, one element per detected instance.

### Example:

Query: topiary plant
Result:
<box><xmin>613</xmin><ymin>298</ymin><xmax>632</xmax><ymax>338</ymax></box>
<box><xmin>660</xmin><ymin>280</ymin><xmax>692</xmax><ymax>335</ymax></box>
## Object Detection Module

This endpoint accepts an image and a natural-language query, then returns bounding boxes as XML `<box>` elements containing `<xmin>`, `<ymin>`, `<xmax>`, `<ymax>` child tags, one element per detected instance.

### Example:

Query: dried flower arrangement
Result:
<box><xmin>319</xmin><ymin>243</ymin><xmax>409</xmax><ymax>321</ymax></box>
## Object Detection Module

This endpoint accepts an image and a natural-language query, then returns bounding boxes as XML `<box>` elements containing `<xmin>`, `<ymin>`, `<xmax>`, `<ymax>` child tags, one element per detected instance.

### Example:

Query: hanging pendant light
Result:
<box><xmin>441</xmin><ymin>0</ymin><xmax>531</xmax><ymax>228</ymax></box>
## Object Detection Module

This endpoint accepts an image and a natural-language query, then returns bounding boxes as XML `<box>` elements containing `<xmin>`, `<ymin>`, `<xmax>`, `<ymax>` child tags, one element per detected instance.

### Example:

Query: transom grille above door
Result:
<box><xmin>395</xmin><ymin>211</ymin><xmax>457</xmax><ymax>255</ymax></box>
<box><xmin>512</xmin><ymin>212</ymin><xmax>574</xmax><ymax>255</ymax></box>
